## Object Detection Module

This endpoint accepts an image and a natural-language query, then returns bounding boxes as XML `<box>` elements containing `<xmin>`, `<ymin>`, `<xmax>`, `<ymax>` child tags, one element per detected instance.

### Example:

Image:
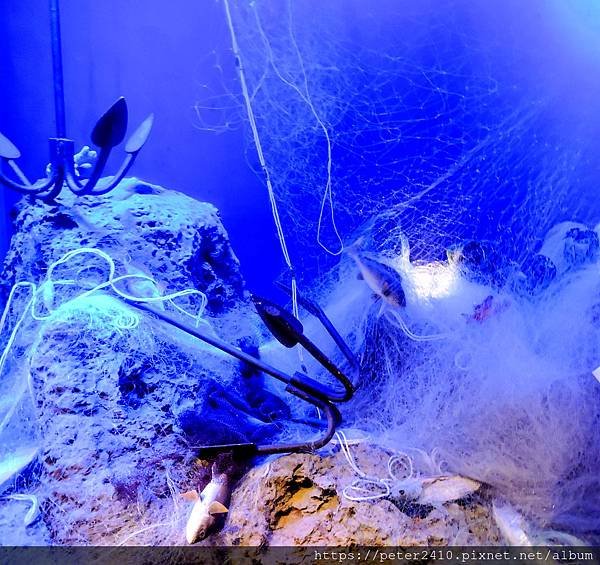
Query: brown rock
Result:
<box><xmin>213</xmin><ymin>445</ymin><xmax>501</xmax><ymax>547</ymax></box>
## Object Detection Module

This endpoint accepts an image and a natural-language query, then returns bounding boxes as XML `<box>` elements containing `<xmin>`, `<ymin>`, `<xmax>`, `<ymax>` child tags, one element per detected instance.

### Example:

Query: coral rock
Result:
<box><xmin>214</xmin><ymin>446</ymin><xmax>500</xmax><ymax>547</ymax></box>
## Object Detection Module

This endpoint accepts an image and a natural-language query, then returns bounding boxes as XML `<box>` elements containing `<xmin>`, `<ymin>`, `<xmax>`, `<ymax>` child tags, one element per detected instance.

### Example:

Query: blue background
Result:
<box><xmin>2</xmin><ymin>0</ymin><xmax>600</xmax><ymax>295</ymax></box>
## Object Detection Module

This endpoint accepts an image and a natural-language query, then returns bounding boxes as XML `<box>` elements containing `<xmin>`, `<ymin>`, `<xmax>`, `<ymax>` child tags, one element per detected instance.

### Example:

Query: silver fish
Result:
<box><xmin>184</xmin><ymin>463</ymin><xmax>230</xmax><ymax>544</ymax></box>
<box><xmin>417</xmin><ymin>475</ymin><xmax>481</xmax><ymax>505</ymax></box>
<box><xmin>346</xmin><ymin>243</ymin><xmax>406</xmax><ymax>307</ymax></box>
<box><xmin>492</xmin><ymin>500</ymin><xmax>533</xmax><ymax>546</ymax></box>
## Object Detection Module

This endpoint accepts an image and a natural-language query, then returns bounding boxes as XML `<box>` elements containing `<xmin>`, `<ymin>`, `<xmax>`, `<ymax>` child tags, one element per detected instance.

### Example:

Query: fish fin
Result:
<box><xmin>356</xmin><ymin>272</ymin><xmax>364</xmax><ymax>280</ymax></box>
<box><xmin>181</xmin><ymin>490</ymin><xmax>199</xmax><ymax>502</ymax></box>
<box><xmin>208</xmin><ymin>501</ymin><xmax>229</xmax><ymax>515</ymax></box>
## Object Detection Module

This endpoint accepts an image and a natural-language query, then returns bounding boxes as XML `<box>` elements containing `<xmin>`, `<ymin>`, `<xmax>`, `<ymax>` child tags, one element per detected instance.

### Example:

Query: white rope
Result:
<box><xmin>223</xmin><ymin>0</ymin><xmax>305</xmax><ymax>368</ymax></box>
<box><xmin>250</xmin><ymin>1</ymin><xmax>343</xmax><ymax>256</ymax></box>
<box><xmin>40</xmin><ymin>248</ymin><xmax>208</xmax><ymax>324</ymax></box>
<box><xmin>0</xmin><ymin>247</ymin><xmax>211</xmax><ymax>443</ymax></box>
<box><xmin>335</xmin><ymin>430</ymin><xmax>423</xmax><ymax>503</ymax></box>
<box><xmin>384</xmin><ymin>308</ymin><xmax>449</xmax><ymax>342</ymax></box>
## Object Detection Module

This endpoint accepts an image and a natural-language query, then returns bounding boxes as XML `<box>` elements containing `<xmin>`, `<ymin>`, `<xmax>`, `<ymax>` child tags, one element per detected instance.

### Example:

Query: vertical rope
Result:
<box><xmin>222</xmin><ymin>0</ymin><xmax>301</xmax><ymax>325</ymax></box>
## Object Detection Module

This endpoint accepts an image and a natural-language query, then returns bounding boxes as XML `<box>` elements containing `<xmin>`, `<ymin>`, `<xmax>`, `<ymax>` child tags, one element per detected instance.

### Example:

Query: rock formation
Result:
<box><xmin>0</xmin><ymin>179</ymin><xmax>269</xmax><ymax>545</ymax></box>
<box><xmin>0</xmin><ymin>178</ymin><xmax>503</xmax><ymax>547</ymax></box>
<box><xmin>213</xmin><ymin>446</ymin><xmax>500</xmax><ymax>548</ymax></box>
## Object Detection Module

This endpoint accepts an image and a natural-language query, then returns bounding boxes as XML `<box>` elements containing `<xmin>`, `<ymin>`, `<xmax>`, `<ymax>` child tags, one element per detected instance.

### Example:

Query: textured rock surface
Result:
<box><xmin>2</xmin><ymin>178</ymin><xmax>249</xmax><ymax>332</ymax></box>
<box><xmin>212</xmin><ymin>445</ymin><xmax>501</xmax><ymax>547</ymax></box>
<box><xmin>0</xmin><ymin>179</ymin><xmax>503</xmax><ymax>547</ymax></box>
<box><xmin>0</xmin><ymin>178</ymin><xmax>276</xmax><ymax>545</ymax></box>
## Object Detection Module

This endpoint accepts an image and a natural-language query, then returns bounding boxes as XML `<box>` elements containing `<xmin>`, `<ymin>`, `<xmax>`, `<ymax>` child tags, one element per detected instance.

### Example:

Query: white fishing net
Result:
<box><xmin>215</xmin><ymin>0</ymin><xmax>600</xmax><ymax>543</ymax></box>
<box><xmin>202</xmin><ymin>0</ymin><xmax>594</xmax><ymax>273</ymax></box>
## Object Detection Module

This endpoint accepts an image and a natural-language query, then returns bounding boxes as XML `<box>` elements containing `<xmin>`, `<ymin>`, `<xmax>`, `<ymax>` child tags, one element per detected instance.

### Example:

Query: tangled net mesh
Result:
<box><xmin>199</xmin><ymin>0</ymin><xmax>590</xmax><ymax>273</ymax></box>
<box><xmin>1</xmin><ymin>0</ymin><xmax>599</xmax><ymax>546</ymax></box>
<box><xmin>203</xmin><ymin>0</ymin><xmax>600</xmax><ymax>543</ymax></box>
<box><xmin>0</xmin><ymin>248</ymin><xmax>216</xmax><ymax>543</ymax></box>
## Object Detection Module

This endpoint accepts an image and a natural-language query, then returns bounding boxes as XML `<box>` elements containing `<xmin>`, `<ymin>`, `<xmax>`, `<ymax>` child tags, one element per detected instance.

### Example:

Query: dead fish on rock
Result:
<box><xmin>492</xmin><ymin>500</ymin><xmax>533</xmax><ymax>546</ymax></box>
<box><xmin>388</xmin><ymin>474</ymin><xmax>481</xmax><ymax>505</ymax></box>
<box><xmin>182</xmin><ymin>462</ymin><xmax>231</xmax><ymax>544</ymax></box>
<box><xmin>3</xmin><ymin>493</ymin><xmax>40</xmax><ymax>526</ymax></box>
<box><xmin>417</xmin><ymin>475</ymin><xmax>481</xmax><ymax>505</ymax></box>
<box><xmin>346</xmin><ymin>239</ymin><xmax>406</xmax><ymax>308</ymax></box>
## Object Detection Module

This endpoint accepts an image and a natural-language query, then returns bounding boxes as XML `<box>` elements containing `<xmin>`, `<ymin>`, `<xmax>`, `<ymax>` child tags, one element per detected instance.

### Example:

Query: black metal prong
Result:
<box><xmin>65</xmin><ymin>97</ymin><xmax>129</xmax><ymax>195</ymax></box>
<box><xmin>251</xmin><ymin>293</ymin><xmax>304</xmax><ymax>348</ymax></box>
<box><xmin>72</xmin><ymin>113</ymin><xmax>154</xmax><ymax>196</ymax></box>
<box><xmin>0</xmin><ymin>132</ymin><xmax>62</xmax><ymax>196</ymax></box>
<box><xmin>91</xmin><ymin>97</ymin><xmax>128</xmax><ymax>149</ymax></box>
<box><xmin>274</xmin><ymin>280</ymin><xmax>359</xmax><ymax>372</ymax></box>
<box><xmin>125</xmin><ymin>299</ymin><xmax>352</xmax><ymax>456</ymax></box>
<box><xmin>197</xmin><ymin>443</ymin><xmax>259</xmax><ymax>459</ymax></box>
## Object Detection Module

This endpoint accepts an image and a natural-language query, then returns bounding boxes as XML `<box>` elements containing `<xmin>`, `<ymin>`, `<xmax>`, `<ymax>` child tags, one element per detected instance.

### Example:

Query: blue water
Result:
<box><xmin>3</xmin><ymin>0</ymin><xmax>600</xmax><ymax>294</ymax></box>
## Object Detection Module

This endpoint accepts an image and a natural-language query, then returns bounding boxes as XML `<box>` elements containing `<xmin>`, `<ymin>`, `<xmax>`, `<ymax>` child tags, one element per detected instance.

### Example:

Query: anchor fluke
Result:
<box><xmin>125</xmin><ymin>113</ymin><xmax>154</xmax><ymax>154</ymax></box>
<box><xmin>91</xmin><ymin>97</ymin><xmax>128</xmax><ymax>148</ymax></box>
<box><xmin>0</xmin><ymin>132</ymin><xmax>21</xmax><ymax>160</ymax></box>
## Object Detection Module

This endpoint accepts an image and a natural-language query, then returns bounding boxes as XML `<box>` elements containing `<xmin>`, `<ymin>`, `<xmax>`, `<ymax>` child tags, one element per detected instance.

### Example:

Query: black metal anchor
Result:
<box><xmin>124</xmin><ymin>286</ymin><xmax>358</xmax><ymax>458</ymax></box>
<box><xmin>0</xmin><ymin>0</ymin><xmax>153</xmax><ymax>201</ymax></box>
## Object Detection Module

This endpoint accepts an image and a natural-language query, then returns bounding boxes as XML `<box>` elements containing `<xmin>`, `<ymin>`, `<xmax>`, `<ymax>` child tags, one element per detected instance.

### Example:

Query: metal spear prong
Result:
<box><xmin>66</xmin><ymin>97</ymin><xmax>128</xmax><ymax>195</ymax></box>
<box><xmin>64</xmin><ymin>98</ymin><xmax>154</xmax><ymax>196</ymax></box>
<box><xmin>0</xmin><ymin>131</ymin><xmax>62</xmax><ymax>198</ymax></box>
<box><xmin>83</xmin><ymin>112</ymin><xmax>154</xmax><ymax>196</ymax></box>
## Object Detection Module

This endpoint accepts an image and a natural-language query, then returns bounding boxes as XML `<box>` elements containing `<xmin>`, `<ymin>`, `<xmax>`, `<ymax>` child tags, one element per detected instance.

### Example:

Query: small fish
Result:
<box><xmin>417</xmin><ymin>475</ymin><xmax>481</xmax><ymax>505</ymax></box>
<box><xmin>467</xmin><ymin>295</ymin><xmax>510</xmax><ymax>323</ymax></box>
<box><xmin>384</xmin><ymin>474</ymin><xmax>481</xmax><ymax>505</ymax></box>
<box><xmin>183</xmin><ymin>463</ymin><xmax>230</xmax><ymax>544</ymax></box>
<box><xmin>346</xmin><ymin>240</ymin><xmax>406</xmax><ymax>308</ymax></box>
<box><xmin>492</xmin><ymin>500</ymin><xmax>533</xmax><ymax>546</ymax></box>
<box><xmin>4</xmin><ymin>493</ymin><xmax>39</xmax><ymax>526</ymax></box>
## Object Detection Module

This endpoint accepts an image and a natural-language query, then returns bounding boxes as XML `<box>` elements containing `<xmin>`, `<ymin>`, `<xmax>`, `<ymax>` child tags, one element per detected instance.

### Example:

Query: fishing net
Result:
<box><xmin>204</xmin><ymin>0</ymin><xmax>596</xmax><ymax>275</ymax></box>
<box><xmin>0</xmin><ymin>247</ymin><xmax>285</xmax><ymax>544</ymax></box>
<box><xmin>214</xmin><ymin>0</ymin><xmax>600</xmax><ymax>542</ymax></box>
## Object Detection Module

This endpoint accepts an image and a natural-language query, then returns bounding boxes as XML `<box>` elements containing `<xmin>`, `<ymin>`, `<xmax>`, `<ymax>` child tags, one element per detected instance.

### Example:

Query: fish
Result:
<box><xmin>345</xmin><ymin>240</ymin><xmax>406</xmax><ymax>308</ymax></box>
<box><xmin>183</xmin><ymin>463</ymin><xmax>230</xmax><ymax>544</ymax></box>
<box><xmin>417</xmin><ymin>475</ymin><xmax>481</xmax><ymax>505</ymax></box>
<box><xmin>470</xmin><ymin>295</ymin><xmax>495</xmax><ymax>322</ymax></box>
<box><xmin>492</xmin><ymin>500</ymin><xmax>533</xmax><ymax>546</ymax></box>
<box><xmin>466</xmin><ymin>295</ymin><xmax>510</xmax><ymax>323</ymax></box>
<box><xmin>4</xmin><ymin>493</ymin><xmax>39</xmax><ymax>526</ymax></box>
<box><xmin>384</xmin><ymin>474</ymin><xmax>481</xmax><ymax>506</ymax></box>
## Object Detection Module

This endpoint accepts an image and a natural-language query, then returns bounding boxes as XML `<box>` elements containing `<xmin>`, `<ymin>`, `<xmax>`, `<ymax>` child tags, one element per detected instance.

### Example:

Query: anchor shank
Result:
<box><xmin>49</xmin><ymin>0</ymin><xmax>67</xmax><ymax>138</ymax></box>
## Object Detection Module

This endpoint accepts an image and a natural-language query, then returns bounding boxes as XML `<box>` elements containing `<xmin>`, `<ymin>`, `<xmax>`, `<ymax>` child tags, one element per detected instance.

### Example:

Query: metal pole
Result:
<box><xmin>49</xmin><ymin>0</ymin><xmax>67</xmax><ymax>138</ymax></box>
